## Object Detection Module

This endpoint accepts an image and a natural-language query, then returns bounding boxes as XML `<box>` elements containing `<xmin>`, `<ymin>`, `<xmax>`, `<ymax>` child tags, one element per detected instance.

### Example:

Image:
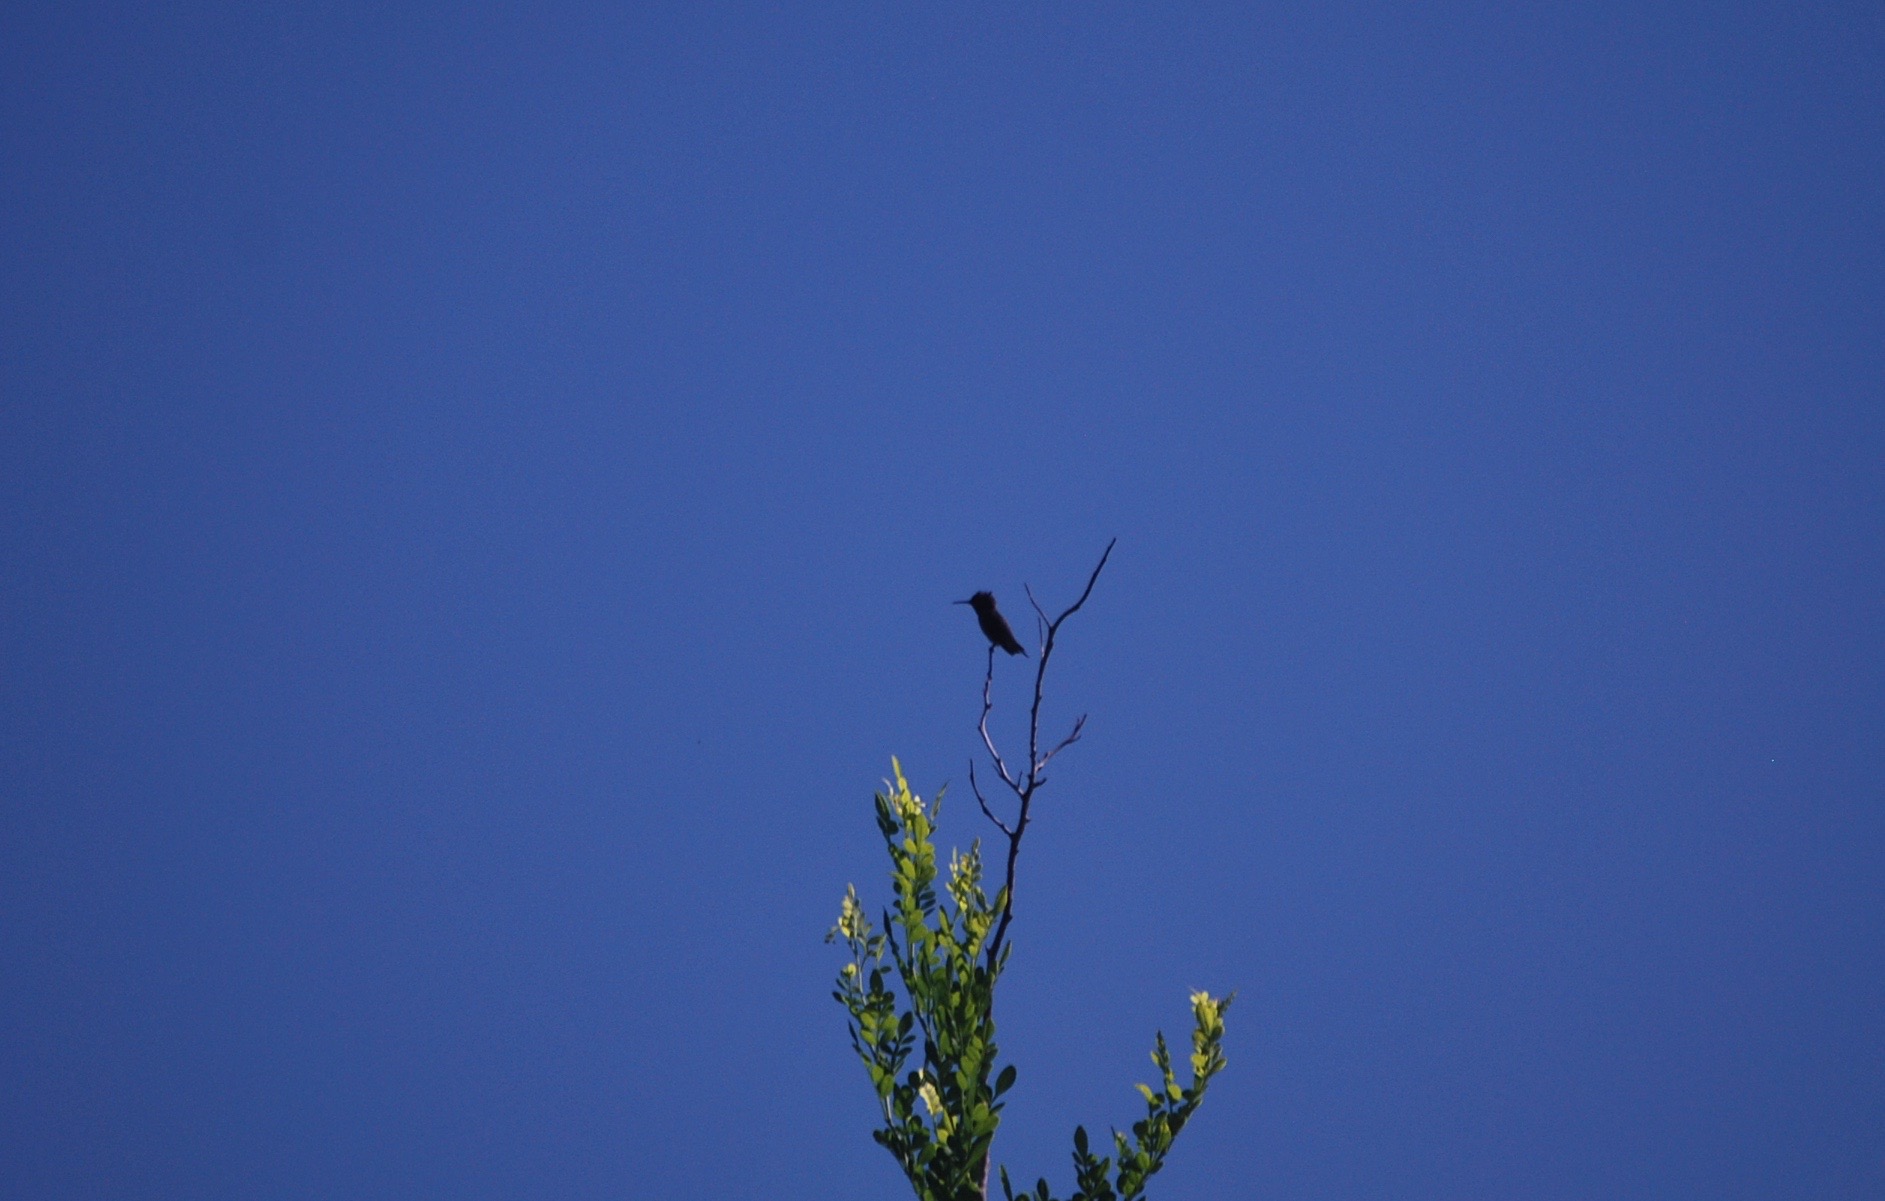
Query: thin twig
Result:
<box><xmin>1024</xmin><ymin>583</ymin><xmax>1049</xmax><ymax>630</ymax></box>
<box><xmin>976</xmin><ymin>644</ymin><xmax>1022</xmax><ymax>793</ymax></box>
<box><xmin>968</xmin><ymin>762</ymin><xmax>1014</xmax><ymax>838</ymax></box>
<box><xmin>1036</xmin><ymin>712</ymin><xmax>1087</xmax><ymax>772</ymax></box>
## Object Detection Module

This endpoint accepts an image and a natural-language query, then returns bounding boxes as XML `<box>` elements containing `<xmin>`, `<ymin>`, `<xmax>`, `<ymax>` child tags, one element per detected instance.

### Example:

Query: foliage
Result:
<box><xmin>999</xmin><ymin>989</ymin><xmax>1233</xmax><ymax>1201</ymax></box>
<box><xmin>828</xmin><ymin>760</ymin><xmax>1013</xmax><ymax>1200</ymax></box>
<box><xmin>830</xmin><ymin>760</ymin><xmax>1231</xmax><ymax>1201</ymax></box>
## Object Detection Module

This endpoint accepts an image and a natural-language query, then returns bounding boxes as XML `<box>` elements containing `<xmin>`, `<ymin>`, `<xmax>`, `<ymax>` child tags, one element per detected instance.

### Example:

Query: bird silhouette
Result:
<box><xmin>955</xmin><ymin>591</ymin><xmax>1027</xmax><ymax>656</ymax></box>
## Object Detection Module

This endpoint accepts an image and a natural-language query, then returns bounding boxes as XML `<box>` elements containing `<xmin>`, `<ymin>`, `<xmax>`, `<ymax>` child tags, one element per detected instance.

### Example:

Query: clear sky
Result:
<box><xmin>3</xmin><ymin>4</ymin><xmax>1881</xmax><ymax>1198</ymax></box>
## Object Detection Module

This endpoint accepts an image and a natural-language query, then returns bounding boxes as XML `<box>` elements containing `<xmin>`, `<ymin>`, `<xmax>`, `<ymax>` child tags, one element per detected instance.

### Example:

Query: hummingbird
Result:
<box><xmin>955</xmin><ymin>591</ymin><xmax>1027</xmax><ymax>656</ymax></box>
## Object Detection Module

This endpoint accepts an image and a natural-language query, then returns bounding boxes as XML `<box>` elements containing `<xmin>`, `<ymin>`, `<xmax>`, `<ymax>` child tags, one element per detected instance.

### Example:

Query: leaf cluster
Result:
<box><xmin>998</xmin><ymin>990</ymin><xmax>1233</xmax><ymax>1201</ymax></box>
<box><xmin>828</xmin><ymin>760</ymin><xmax>1016</xmax><ymax>1201</ymax></box>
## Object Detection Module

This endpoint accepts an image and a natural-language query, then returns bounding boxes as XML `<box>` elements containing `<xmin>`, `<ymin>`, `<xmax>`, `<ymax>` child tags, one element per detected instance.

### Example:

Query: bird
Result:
<box><xmin>955</xmin><ymin>591</ymin><xmax>1027</xmax><ymax>656</ymax></box>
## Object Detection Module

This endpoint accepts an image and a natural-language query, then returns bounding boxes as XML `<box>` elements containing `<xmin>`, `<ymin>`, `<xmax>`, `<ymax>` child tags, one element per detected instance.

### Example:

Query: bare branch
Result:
<box><xmin>1036</xmin><ymin>712</ymin><xmax>1087</xmax><ymax>772</ymax></box>
<box><xmin>970</xmin><ymin>538</ymin><xmax>1118</xmax><ymax>969</ymax></box>
<box><xmin>968</xmin><ymin>761</ymin><xmax>1014</xmax><ymax>838</ymax></box>
<box><xmin>1022</xmin><ymin>583</ymin><xmax>1051</xmax><ymax>655</ymax></box>
<box><xmin>1051</xmin><ymin>536</ymin><xmax>1116</xmax><ymax>632</ymax></box>
<box><xmin>976</xmin><ymin>644</ymin><xmax>1023</xmax><ymax>795</ymax></box>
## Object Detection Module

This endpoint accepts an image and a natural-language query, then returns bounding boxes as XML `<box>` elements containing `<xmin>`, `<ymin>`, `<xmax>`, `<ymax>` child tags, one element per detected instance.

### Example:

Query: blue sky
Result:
<box><xmin>3</xmin><ymin>4</ymin><xmax>1881</xmax><ymax>1198</ymax></box>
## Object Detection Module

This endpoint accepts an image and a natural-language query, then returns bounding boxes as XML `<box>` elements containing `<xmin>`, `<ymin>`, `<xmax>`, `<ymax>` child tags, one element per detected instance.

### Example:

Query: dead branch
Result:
<box><xmin>971</xmin><ymin>537</ymin><xmax>1116</xmax><ymax>968</ymax></box>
